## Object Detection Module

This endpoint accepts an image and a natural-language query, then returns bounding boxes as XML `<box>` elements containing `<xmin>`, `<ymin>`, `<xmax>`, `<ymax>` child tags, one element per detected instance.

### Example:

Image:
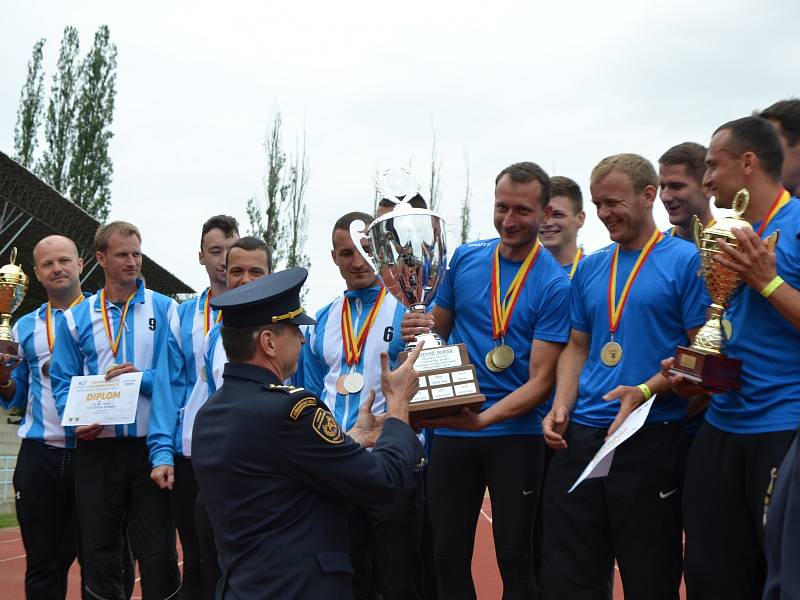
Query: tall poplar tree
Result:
<box><xmin>13</xmin><ymin>39</ymin><xmax>46</xmax><ymax>169</ymax></box>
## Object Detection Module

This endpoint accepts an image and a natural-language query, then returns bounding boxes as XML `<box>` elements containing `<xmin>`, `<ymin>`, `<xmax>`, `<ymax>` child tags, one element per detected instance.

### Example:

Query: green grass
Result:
<box><xmin>0</xmin><ymin>513</ymin><xmax>18</xmax><ymax>528</ymax></box>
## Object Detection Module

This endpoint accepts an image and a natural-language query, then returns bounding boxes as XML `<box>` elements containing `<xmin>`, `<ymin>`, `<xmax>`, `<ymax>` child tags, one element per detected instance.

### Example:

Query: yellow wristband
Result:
<box><xmin>637</xmin><ymin>383</ymin><xmax>652</xmax><ymax>401</ymax></box>
<box><xmin>761</xmin><ymin>276</ymin><xmax>784</xmax><ymax>298</ymax></box>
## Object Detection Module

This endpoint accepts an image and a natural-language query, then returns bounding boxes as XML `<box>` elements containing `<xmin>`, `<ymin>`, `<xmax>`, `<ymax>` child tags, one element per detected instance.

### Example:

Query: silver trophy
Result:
<box><xmin>349</xmin><ymin>168</ymin><xmax>485</xmax><ymax>421</ymax></box>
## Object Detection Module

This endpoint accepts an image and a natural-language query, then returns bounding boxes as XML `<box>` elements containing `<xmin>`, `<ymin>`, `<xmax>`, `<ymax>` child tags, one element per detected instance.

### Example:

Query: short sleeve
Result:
<box><xmin>570</xmin><ymin>262</ymin><xmax>591</xmax><ymax>334</ymax></box>
<box><xmin>679</xmin><ymin>252</ymin><xmax>710</xmax><ymax>330</ymax></box>
<box><xmin>533</xmin><ymin>275</ymin><xmax>571</xmax><ymax>343</ymax></box>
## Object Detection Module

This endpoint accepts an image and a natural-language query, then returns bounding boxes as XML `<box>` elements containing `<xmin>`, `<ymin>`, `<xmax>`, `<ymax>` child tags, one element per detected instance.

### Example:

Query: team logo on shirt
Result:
<box><xmin>312</xmin><ymin>408</ymin><xmax>344</xmax><ymax>444</ymax></box>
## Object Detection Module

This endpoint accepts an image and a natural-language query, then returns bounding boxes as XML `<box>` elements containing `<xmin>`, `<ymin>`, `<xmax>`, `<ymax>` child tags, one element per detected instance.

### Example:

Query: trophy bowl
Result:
<box><xmin>0</xmin><ymin>247</ymin><xmax>29</xmax><ymax>357</ymax></box>
<box><xmin>668</xmin><ymin>189</ymin><xmax>775</xmax><ymax>390</ymax></box>
<box><xmin>349</xmin><ymin>177</ymin><xmax>485</xmax><ymax>421</ymax></box>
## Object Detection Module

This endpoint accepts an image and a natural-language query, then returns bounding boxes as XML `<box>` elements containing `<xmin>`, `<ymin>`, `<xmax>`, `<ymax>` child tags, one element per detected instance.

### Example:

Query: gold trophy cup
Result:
<box><xmin>669</xmin><ymin>189</ymin><xmax>777</xmax><ymax>390</ymax></box>
<box><xmin>0</xmin><ymin>247</ymin><xmax>29</xmax><ymax>358</ymax></box>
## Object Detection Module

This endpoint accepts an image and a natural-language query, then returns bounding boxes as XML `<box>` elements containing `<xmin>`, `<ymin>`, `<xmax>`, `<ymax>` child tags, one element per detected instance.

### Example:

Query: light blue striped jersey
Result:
<box><xmin>2</xmin><ymin>296</ymin><xmax>89</xmax><ymax>448</ymax></box>
<box><xmin>179</xmin><ymin>322</ymin><xmax>225</xmax><ymax>457</ymax></box>
<box><xmin>50</xmin><ymin>279</ymin><xmax>185</xmax><ymax>467</ymax></box>
<box><xmin>177</xmin><ymin>287</ymin><xmax>222</xmax><ymax>400</ymax></box>
<box><xmin>297</xmin><ymin>285</ymin><xmax>406</xmax><ymax>431</ymax></box>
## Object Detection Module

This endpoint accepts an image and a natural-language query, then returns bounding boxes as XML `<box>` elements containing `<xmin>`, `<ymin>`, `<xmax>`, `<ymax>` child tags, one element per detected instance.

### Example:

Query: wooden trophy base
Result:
<box><xmin>668</xmin><ymin>346</ymin><xmax>741</xmax><ymax>391</ymax></box>
<box><xmin>398</xmin><ymin>343</ymin><xmax>486</xmax><ymax>422</ymax></box>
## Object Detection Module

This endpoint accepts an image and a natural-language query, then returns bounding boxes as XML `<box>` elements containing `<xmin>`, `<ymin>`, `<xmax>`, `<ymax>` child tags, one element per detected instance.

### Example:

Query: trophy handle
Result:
<box><xmin>349</xmin><ymin>220</ymin><xmax>379</xmax><ymax>273</ymax></box>
<box><xmin>691</xmin><ymin>215</ymin><xmax>704</xmax><ymax>250</ymax></box>
<box><xmin>732</xmin><ymin>188</ymin><xmax>750</xmax><ymax>217</ymax></box>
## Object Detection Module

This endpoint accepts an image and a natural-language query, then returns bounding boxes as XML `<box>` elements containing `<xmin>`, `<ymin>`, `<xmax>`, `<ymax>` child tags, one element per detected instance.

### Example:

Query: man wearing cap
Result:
<box><xmin>192</xmin><ymin>267</ymin><xmax>425</xmax><ymax>598</ymax></box>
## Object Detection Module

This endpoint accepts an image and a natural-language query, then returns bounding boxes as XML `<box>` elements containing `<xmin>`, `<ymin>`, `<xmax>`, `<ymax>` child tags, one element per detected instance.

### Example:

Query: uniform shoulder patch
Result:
<box><xmin>312</xmin><ymin>408</ymin><xmax>345</xmax><ymax>444</ymax></box>
<box><xmin>289</xmin><ymin>396</ymin><xmax>317</xmax><ymax>421</ymax></box>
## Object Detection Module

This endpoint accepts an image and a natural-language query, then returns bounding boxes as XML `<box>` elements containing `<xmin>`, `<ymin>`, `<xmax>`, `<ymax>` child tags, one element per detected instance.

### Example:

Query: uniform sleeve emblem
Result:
<box><xmin>289</xmin><ymin>397</ymin><xmax>317</xmax><ymax>420</ymax></box>
<box><xmin>312</xmin><ymin>408</ymin><xmax>344</xmax><ymax>444</ymax></box>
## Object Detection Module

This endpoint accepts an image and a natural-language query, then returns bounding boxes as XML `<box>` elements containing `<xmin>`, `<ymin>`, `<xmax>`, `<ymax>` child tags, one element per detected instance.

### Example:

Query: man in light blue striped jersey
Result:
<box><xmin>296</xmin><ymin>211</ymin><xmax>422</xmax><ymax>600</ymax></box>
<box><xmin>50</xmin><ymin>221</ymin><xmax>183</xmax><ymax>600</ymax></box>
<box><xmin>172</xmin><ymin>214</ymin><xmax>238</xmax><ymax>598</ymax></box>
<box><xmin>0</xmin><ymin>235</ymin><xmax>88</xmax><ymax>599</ymax></box>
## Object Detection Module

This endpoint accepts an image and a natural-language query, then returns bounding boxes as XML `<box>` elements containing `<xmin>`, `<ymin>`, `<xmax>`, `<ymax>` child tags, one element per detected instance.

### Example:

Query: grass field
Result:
<box><xmin>0</xmin><ymin>513</ymin><xmax>18</xmax><ymax>529</ymax></box>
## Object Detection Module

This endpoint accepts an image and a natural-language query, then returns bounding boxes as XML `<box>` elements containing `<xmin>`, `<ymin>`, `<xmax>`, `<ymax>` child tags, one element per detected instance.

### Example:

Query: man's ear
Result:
<box><xmin>95</xmin><ymin>250</ymin><xmax>107</xmax><ymax>269</ymax></box>
<box><xmin>576</xmin><ymin>210</ymin><xmax>586</xmax><ymax>229</ymax></box>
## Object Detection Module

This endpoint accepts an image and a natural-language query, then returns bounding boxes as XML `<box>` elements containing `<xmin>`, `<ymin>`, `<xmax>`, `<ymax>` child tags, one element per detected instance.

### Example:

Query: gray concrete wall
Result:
<box><xmin>0</xmin><ymin>411</ymin><xmax>21</xmax><ymax>516</ymax></box>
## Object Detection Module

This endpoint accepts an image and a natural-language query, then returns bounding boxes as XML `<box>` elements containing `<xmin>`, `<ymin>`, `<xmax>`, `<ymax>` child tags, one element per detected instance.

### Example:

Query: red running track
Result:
<box><xmin>0</xmin><ymin>496</ymin><xmax>684</xmax><ymax>599</ymax></box>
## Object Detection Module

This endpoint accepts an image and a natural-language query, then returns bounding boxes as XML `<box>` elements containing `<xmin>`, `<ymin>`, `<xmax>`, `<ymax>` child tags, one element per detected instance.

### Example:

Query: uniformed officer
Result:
<box><xmin>192</xmin><ymin>267</ymin><xmax>425</xmax><ymax>599</ymax></box>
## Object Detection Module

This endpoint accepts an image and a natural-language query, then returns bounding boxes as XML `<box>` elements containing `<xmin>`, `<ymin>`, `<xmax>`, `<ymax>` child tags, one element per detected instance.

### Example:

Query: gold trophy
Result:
<box><xmin>669</xmin><ymin>189</ymin><xmax>777</xmax><ymax>390</ymax></box>
<box><xmin>0</xmin><ymin>248</ymin><xmax>29</xmax><ymax>359</ymax></box>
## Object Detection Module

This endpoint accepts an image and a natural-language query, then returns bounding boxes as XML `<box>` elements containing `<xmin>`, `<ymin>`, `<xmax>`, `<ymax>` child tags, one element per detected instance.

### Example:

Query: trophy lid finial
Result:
<box><xmin>376</xmin><ymin>168</ymin><xmax>422</xmax><ymax>205</ymax></box>
<box><xmin>732</xmin><ymin>188</ymin><xmax>750</xmax><ymax>217</ymax></box>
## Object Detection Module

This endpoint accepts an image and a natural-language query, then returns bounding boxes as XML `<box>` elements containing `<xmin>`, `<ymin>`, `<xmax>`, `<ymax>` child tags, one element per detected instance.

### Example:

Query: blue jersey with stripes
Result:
<box><xmin>50</xmin><ymin>279</ymin><xmax>184</xmax><ymax>467</ymax></box>
<box><xmin>177</xmin><ymin>287</ymin><xmax>221</xmax><ymax>400</ymax></box>
<box><xmin>569</xmin><ymin>236</ymin><xmax>708</xmax><ymax>427</ymax></box>
<box><xmin>707</xmin><ymin>198</ymin><xmax>800</xmax><ymax>433</ymax></box>
<box><xmin>435</xmin><ymin>238</ymin><xmax>571</xmax><ymax>437</ymax></box>
<box><xmin>179</xmin><ymin>322</ymin><xmax>225</xmax><ymax>457</ymax></box>
<box><xmin>2</xmin><ymin>296</ymin><xmax>89</xmax><ymax>448</ymax></box>
<box><xmin>297</xmin><ymin>285</ymin><xmax>406</xmax><ymax>431</ymax></box>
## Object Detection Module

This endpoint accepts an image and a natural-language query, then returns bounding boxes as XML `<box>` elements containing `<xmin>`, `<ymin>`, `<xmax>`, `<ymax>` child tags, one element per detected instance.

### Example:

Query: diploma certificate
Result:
<box><xmin>61</xmin><ymin>372</ymin><xmax>143</xmax><ymax>426</ymax></box>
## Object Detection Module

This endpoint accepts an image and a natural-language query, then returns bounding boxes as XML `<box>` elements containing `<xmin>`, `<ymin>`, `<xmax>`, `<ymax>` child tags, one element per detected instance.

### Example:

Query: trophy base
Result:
<box><xmin>398</xmin><ymin>343</ymin><xmax>486</xmax><ymax>423</ymax></box>
<box><xmin>668</xmin><ymin>346</ymin><xmax>741</xmax><ymax>391</ymax></box>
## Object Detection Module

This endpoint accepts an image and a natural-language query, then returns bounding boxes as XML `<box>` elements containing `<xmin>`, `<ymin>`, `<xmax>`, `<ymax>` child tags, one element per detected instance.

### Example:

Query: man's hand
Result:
<box><xmin>603</xmin><ymin>385</ymin><xmax>647</xmax><ymax>437</ymax></box>
<box><xmin>660</xmin><ymin>357</ymin><xmax>720</xmax><ymax>398</ymax></box>
<box><xmin>380</xmin><ymin>341</ymin><xmax>424</xmax><ymax>422</ymax></box>
<box><xmin>75</xmin><ymin>423</ymin><xmax>104</xmax><ymax>441</ymax></box>
<box><xmin>347</xmin><ymin>390</ymin><xmax>387</xmax><ymax>448</ymax></box>
<box><xmin>543</xmin><ymin>404</ymin><xmax>570</xmax><ymax>450</ymax></box>
<box><xmin>150</xmin><ymin>465</ymin><xmax>175</xmax><ymax>490</ymax></box>
<box><xmin>0</xmin><ymin>353</ymin><xmax>21</xmax><ymax>383</ymax></box>
<box><xmin>714</xmin><ymin>227</ymin><xmax>777</xmax><ymax>292</ymax></box>
<box><xmin>415</xmin><ymin>407</ymin><xmax>484</xmax><ymax>431</ymax></box>
<box><xmin>105</xmin><ymin>363</ymin><xmax>137</xmax><ymax>381</ymax></box>
<box><xmin>400</xmin><ymin>312</ymin><xmax>435</xmax><ymax>343</ymax></box>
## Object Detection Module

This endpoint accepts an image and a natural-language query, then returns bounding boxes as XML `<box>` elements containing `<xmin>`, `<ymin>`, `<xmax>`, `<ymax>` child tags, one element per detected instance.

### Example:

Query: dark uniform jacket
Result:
<box><xmin>192</xmin><ymin>362</ymin><xmax>423</xmax><ymax>599</ymax></box>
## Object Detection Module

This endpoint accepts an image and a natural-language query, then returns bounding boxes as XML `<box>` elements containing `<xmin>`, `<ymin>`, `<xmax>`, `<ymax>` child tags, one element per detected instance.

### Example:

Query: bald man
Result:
<box><xmin>0</xmin><ymin>236</ymin><xmax>87</xmax><ymax>600</ymax></box>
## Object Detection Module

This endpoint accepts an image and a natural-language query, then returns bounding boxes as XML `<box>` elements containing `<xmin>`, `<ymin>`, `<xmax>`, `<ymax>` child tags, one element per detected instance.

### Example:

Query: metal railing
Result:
<box><xmin>0</xmin><ymin>455</ymin><xmax>16</xmax><ymax>505</ymax></box>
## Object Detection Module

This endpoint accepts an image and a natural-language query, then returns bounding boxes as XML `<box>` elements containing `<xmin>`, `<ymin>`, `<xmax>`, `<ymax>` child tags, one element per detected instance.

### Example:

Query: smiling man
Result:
<box><xmin>50</xmin><ymin>221</ymin><xmax>183</xmax><ymax>599</ymax></box>
<box><xmin>540</xmin><ymin>175</ymin><xmax>586</xmax><ymax>278</ymax></box>
<box><xmin>402</xmin><ymin>162</ymin><xmax>570</xmax><ymax>599</ymax></box>
<box><xmin>541</xmin><ymin>154</ymin><xmax>707</xmax><ymax>599</ymax></box>
<box><xmin>658</xmin><ymin>142</ymin><xmax>715</xmax><ymax>241</ymax></box>
<box><xmin>0</xmin><ymin>235</ymin><xmax>86</xmax><ymax>599</ymax></box>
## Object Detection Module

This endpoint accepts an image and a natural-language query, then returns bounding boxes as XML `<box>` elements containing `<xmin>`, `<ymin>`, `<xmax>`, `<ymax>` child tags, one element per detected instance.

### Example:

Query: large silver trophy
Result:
<box><xmin>350</xmin><ymin>168</ymin><xmax>485</xmax><ymax>421</ymax></box>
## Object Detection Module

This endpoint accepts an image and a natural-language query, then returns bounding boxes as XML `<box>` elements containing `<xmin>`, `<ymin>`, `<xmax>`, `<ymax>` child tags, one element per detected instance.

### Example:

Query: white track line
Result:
<box><xmin>0</xmin><ymin>553</ymin><xmax>25</xmax><ymax>563</ymax></box>
<box><xmin>480</xmin><ymin>508</ymin><xmax>493</xmax><ymax>524</ymax></box>
<box><xmin>0</xmin><ymin>537</ymin><xmax>21</xmax><ymax>544</ymax></box>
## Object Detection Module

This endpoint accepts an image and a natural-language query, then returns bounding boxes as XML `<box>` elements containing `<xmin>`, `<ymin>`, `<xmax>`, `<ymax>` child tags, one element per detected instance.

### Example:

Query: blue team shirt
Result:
<box><xmin>297</xmin><ymin>285</ymin><xmax>406</xmax><ymax>431</ymax></box>
<box><xmin>177</xmin><ymin>287</ymin><xmax>221</xmax><ymax>401</ymax></box>
<box><xmin>706</xmin><ymin>198</ymin><xmax>800</xmax><ymax>433</ymax></box>
<box><xmin>2</xmin><ymin>296</ymin><xmax>90</xmax><ymax>448</ymax></box>
<box><xmin>435</xmin><ymin>238</ymin><xmax>571</xmax><ymax>437</ymax></box>
<box><xmin>570</xmin><ymin>235</ymin><xmax>708</xmax><ymax>427</ymax></box>
<box><xmin>50</xmin><ymin>279</ymin><xmax>185</xmax><ymax>467</ymax></box>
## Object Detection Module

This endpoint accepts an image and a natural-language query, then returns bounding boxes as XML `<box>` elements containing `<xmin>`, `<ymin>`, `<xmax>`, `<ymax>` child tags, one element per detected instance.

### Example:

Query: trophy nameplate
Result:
<box><xmin>398</xmin><ymin>343</ymin><xmax>486</xmax><ymax>421</ymax></box>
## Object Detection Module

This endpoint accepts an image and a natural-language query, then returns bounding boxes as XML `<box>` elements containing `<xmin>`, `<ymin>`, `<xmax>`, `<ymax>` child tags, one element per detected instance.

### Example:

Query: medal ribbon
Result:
<box><xmin>607</xmin><ymin>228</ymin><xmax>663</xmax><ymax>335</ymax></box>
<box><xmin>203</xmin><ymin>290</ymin><xmax>222</xmax><ymax>336</ymax></box>
<box><xmin>44</xmin><ymin>295</ymin><xmax>85</xmax><ymax>353</ymax></box>
<box><xmin>491</xmin><ymin>240</ymin><xmax>542</xmax><ymax>340</ymax></box>
<box><xmin>341</xmin><ymin>287</ymin><xmax>388</xmax><ymax>366</ymax></box>
<box><xmin>568</xmin><ymin>247</ymin><xmax>584</xmax><ymax>280</ymax></box>
<box><xmin>756</xmin><ymin>189</ymin><xmax>790</xmax><ymax>237</ymax></box>
<box><xmin>99</xmin><ymin>288</ymin><xmax>137</xmax><ymax>360</ymax></box>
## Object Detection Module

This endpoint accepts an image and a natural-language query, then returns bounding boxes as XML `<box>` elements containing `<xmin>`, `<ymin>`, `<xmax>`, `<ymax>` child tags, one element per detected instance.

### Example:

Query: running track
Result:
<box><xmin>0</xmin><ymin>496</ymin><xmax>683</xmax><ymax>599</ymax></box>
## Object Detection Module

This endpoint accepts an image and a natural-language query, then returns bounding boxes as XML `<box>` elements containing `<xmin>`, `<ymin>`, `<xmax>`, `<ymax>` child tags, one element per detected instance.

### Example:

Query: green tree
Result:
<box><xmin>68</xmin><ymin>25</ymin><xmax>117</xmax><ymax>221</ymax></box>
<box><xmin>428</xmin><ymin>124</ymin><xmax>442</xmax><ymax>212</ymax></box>
<box><xmin>284</xmin><ymin>132</ymin><xmax>310</xmax><ymax>270</ymax></box>
<box><xmin>38</xmin><ymin>26</ymin><xmax>80</xmax><ymax>193</ymax></box>
<box><xmin>13</xmin><ymin>39</ymin><xmax>46</xmax><ymax>169</ymax></box>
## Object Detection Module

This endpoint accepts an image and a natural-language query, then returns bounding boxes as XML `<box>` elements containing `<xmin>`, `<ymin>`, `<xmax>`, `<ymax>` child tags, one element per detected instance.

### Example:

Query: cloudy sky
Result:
<box><xmin>2</xmin><ymin>0</ymin><xmax>798</xmax><ymax>312</ymax></box>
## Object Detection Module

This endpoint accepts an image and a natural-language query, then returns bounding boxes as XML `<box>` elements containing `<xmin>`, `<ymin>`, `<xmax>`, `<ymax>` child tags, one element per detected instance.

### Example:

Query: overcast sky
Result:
<box><xmin>2</xmin><ymin>0</ymin><xmax>798</xmax><ymax>312</ymax></box>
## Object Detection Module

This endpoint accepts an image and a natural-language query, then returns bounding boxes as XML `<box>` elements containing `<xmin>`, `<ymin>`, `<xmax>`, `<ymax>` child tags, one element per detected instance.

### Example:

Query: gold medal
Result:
<box><xmin>600</xmin><ymin>341</ymin><xmax>622</xmax><ymax>367</ymax></box>
<box><xmin>200</xmin><ymin>365</ymin><xmax>207</xmax><ymax>382</ymax></box>
<box><xmin>484</xmin><ymin>350</ymin><xmax>502</xmax><ymax>373</ymax></box>
<box><xmin>42</xmin><ymin>359</ymin><xmax>50</xmax><ymax>378</ymax></box>
<box><xmin>492</xmin><ymin>344</ymin><xmax>515</xmax><ymax>370</ymax></box>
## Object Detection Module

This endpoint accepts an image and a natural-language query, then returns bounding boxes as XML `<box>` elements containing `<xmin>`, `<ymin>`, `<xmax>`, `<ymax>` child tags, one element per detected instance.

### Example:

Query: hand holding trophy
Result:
<box><xmin>350</xmin><ymin>168</ymin><xmax>485</xmax><ymax>421</ymax></box>
<box><xmin>0</xmin><ymin>247</ymin><xmax>29</xmax><ymax>365</ymax></box>
<box><xmin>668</xmin><ymin>189</ymin><xmax>778</xmax><ymax>390</ymax></box>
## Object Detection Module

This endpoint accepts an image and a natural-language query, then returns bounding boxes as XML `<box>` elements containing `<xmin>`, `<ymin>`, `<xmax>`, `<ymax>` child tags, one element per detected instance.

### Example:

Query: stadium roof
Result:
<box><xmin>0</xmin><ymin>151</ymin><xmax>194</xmax><ymax>316</ymax></box>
